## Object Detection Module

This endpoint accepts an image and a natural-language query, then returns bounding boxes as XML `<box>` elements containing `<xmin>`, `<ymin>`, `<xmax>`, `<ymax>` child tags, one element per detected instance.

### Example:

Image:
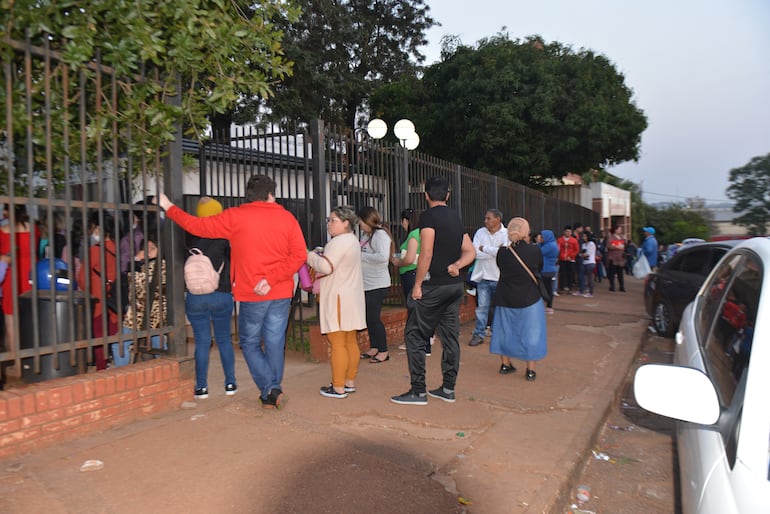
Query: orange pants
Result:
<box><xmin>326</xmin><ymin>330</ymin><xmax>359</xmax><ymax>388</ymax></box>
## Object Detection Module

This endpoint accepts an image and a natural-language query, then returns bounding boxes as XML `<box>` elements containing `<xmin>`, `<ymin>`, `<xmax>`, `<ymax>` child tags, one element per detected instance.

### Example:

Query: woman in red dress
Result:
<box><xmin>0</xmin><ymin>204</ymin><xmax>36</xmax><ymax>356</ymax></box>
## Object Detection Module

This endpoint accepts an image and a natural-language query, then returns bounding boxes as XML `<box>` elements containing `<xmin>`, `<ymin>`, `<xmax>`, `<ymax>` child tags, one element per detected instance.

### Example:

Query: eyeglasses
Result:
<box><xmin>325</xmin><ymin>217</ymin><xmax>341</xmax><ymax>224</ymax></box>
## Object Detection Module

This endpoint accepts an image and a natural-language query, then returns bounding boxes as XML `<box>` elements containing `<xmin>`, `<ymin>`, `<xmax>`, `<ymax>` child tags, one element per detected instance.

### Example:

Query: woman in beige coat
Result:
<box><xmin>307</xmin><ymin>206</ymin><xmax>366</xmax><ymax>399</ymax></box>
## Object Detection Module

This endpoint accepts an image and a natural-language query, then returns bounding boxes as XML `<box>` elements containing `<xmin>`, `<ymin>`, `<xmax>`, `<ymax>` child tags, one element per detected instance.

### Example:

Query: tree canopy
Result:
<box><xmin>727</xmin><ymin>153</ymin><xmax>770</xmax><ymax>235</ymax></box>
<box><xmin>252</xmin><ymin>0</ymin><xmax>436</xmax><ymax>129</ymax></box>
<box><xmin>369</xmin><ymin>33</ymin><xmax>647</xmax><ymax>187</ymax></box>
<box><xmin>1</xmin><ymin>0</ymin><xmax>298</xmax><ymax>155</ymax></box>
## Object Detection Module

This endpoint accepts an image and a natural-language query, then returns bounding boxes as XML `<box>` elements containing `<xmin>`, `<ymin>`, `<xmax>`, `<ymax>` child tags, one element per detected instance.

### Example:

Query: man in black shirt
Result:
<box><xmin>391</xmin><ymin>176</ymin><xmax>475</xmax><ymax>405</ymax></box>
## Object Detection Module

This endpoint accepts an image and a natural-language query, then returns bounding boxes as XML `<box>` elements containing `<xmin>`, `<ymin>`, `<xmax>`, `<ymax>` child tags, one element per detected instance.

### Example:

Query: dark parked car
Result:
<box><xmin>644</xmin><ymin>241</ymin><xmax>739</xmax><ymax>336</ymax></box>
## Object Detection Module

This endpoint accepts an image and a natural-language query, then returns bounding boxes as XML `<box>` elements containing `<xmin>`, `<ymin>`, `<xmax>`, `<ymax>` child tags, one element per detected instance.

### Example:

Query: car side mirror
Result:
<box><xmin>634</xmin><ymin>364</ymin><xmax>720</xmax><ymax>425</ymax></box>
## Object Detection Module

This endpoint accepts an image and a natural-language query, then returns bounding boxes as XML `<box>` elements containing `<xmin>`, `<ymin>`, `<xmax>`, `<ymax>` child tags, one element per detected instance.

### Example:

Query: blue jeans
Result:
<box><xmin>580</xmin><ymin>264</ymin><xmax>595</xmax><ymax>294</ymax></box>
<box><xmin>473</xmin><ymin>279</ymin><xmax>497</xmax><ymax>337</ymax></box>
<box><xmin>186</xmin><ymin>291</ymin><xmax>236</xmax><ymax>390</ymax></box>
<box><xmin>238</xmin><ymin>299</ymin><xmax>291</xmax><ymax>401</ymax></box>
<box><xmin>113</xmin><ymin>328</ymin><xmax>163</xmax><ymax>367</ymax></box>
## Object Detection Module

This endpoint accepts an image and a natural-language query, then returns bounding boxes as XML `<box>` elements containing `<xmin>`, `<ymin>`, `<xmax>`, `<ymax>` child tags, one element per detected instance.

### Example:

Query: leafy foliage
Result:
<box><xmin>259</xmin><ymin>0</ymin><xmax>436</xmax><ymax>128</ymax></box>
<box><xmin>369</xmin><ymin>33</ymin><xmax>647</xmax><ymax>187</ymax></box>
<box><xmin>640</xmin><ymin>204</ymin><xmax>711</xmax><ymax>245</ymax></box>
<box><xmin>0</xmin><ymin>0</ymin><xmax>299</xmax><ymax>190</ymax></box>
<box><xmin>727</xmin><ymin>153</ymin><xmax>770</xmax><ymax>236</ymax></box>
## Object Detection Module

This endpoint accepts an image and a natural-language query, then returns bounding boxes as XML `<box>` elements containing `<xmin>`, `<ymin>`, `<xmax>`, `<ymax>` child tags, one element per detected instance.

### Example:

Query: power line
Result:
<box><xmin>642</xmin><ymin>190</ymin><xmax>730</xmax><ymax>203</ymax></box>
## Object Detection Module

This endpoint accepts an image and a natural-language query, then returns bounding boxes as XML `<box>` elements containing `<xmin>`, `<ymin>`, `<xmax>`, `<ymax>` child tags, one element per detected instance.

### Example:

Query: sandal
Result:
<box><xmin>361</xmin><ymin>351</ymin><xmax>378</xmax><ymax>360</ymax></box>
<box><xmin>370</xmin><ymin>354</ymin><xmax>390</xmax><ymax>363</ymax></box>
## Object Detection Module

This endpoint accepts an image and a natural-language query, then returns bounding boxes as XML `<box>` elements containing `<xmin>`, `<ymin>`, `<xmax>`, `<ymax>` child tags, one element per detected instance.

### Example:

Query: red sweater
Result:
<box><xmin>558</xmin><ymin>235</ymin><xmax>579</xmax><ymax>261</ymax></box>
<box><xmin>166</xmin><ymin>201</ymin><xmax>307</xmax><ymax>302</ymax></box>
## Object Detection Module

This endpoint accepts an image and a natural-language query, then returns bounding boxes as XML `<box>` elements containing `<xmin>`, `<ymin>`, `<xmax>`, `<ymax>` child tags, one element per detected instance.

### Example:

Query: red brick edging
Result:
<box><xmin>0</xmin><ymin>359</ymin><xmax>193</xmax><ymax>459</ymax></box>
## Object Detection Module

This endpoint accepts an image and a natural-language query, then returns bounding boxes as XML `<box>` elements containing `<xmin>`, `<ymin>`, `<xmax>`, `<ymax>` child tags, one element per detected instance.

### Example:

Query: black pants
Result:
<box><xmin>558</xmin><ymin>260</ymin><xmax>575</xmax><ymax>290</ymax></box>
<box><xmin>364</xmin><ymin>287</ymin><xmax>389</xmax><ymax>353</ymax></box>
<box><xmin>541</xmin><ymin>272</ymin><xmax>556</xmax><ymax>308</ymax></box>
<box><xmin>404</xmin><ymin>282</ymin><xmax>465</xmax><ymax>394</ymax></box>
<box><xmin>608</xmin><ymin>263</ymin><xmax>625</xmax><ymax>291</ymax></box>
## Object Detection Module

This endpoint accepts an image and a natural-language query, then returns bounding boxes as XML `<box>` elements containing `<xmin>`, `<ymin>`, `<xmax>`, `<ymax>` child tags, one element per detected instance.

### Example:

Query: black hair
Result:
<box><xmin>246</xmin><ymin>174</ymin><xmax>277</xmax><ymax>202</ymax></box>
<box><xmin>401</xmin><ymin>208</ymin><xmax>420</xmax><ymax>231</ymax></box>
<box><xmin>424</xmin><ymin>176</ymin><xmax>449</xmax><ymax>202</ymax></box>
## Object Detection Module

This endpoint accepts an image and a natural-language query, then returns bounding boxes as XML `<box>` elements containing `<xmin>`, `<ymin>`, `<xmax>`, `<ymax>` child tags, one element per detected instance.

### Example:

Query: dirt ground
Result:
<box><xmin>565</xmin><ymin>331</ymin><xmax>679</xmax><ymax>513</ymax></box>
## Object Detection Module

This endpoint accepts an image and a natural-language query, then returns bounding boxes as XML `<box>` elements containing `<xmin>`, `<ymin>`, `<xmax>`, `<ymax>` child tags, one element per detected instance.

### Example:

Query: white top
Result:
<box><xmin>581</xmin><ymin>240</ymin><xmax>597</xmax><ymax>263</ymax></box>
<box><xmin>470</xmin><ymin>225</ymin><xmax>509</xmax><ymax>282</ymax></box>
<box><xmin>360</xmin><ymin>228</ymin><xmax>392</xmax><ymax>291</ymax></box>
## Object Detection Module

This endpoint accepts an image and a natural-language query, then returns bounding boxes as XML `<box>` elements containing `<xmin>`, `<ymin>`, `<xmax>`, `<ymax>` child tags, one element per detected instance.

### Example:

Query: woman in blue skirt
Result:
<box><xmin>490</xmin><ymin>217</ymin><xmax>547</xmax><ymax>381</ymax></box>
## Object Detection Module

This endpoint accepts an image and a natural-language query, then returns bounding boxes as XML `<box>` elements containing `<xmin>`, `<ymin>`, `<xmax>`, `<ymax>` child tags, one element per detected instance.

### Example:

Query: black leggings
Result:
<box><xmin>365</xmin><ymin>287</ymin><xmax>389</xmax><ymax>352</ymax></box>
<box><xmin>608</xmin><ymin>264</ymin><xmax>625</xmax><ymax>291</ymax></box>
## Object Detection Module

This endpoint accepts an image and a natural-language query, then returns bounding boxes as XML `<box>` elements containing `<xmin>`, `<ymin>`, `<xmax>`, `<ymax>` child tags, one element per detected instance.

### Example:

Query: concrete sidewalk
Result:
<box><xmin>0</xmin><ymin>277</ymin><xmax>648</xmax><ymax>513</ymax></box>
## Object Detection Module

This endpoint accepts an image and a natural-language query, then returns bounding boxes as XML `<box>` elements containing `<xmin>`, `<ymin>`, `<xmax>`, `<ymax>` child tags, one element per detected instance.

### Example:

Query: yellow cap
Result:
<box><xmin>196</xmin><ymin>196</ymin><xmax>223</xmax><ymax>217</ymax></box>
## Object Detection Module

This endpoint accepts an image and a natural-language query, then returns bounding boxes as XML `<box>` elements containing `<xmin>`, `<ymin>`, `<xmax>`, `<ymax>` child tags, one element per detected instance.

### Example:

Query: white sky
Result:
<box><xmin>420</xmin><ymin>0</ymin><xmax>770</xmax><ymax>205</ymax></box>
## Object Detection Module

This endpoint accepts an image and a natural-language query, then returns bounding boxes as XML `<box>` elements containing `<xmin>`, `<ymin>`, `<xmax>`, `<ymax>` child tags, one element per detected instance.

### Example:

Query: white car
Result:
<box><xmin>634</xmin><ymin>237</ymin><xmax>770</xmax><ymax>513</ymax></box>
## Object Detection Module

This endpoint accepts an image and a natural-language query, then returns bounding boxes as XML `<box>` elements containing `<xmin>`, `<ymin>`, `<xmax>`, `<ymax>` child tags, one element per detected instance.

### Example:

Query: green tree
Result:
<box><xmin>727</xmin><ymin>153</ymin><xmax>770</xmax><ymax>236</ymax></box>
<box><xmin>1</xmin><ymin>0</ymin><xmax>298</xmax><ymax>174</ymax></box>
<box><xmin>369</xmin><ymin>33</ymin><xmax>647</xmax><ymax>187</ymax></box>
<box><xmin>642</xmin><ymin>204</ymin><xmax>711</xmax><ymax>245</ymax></box>
<box><xmin>255</xmin><ymin>0</ymin><xmax>436</xmax><ymax>129</ymax></box>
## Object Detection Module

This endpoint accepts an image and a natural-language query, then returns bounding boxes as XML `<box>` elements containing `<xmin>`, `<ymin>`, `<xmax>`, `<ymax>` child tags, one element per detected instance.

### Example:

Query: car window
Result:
<box><xmin>697</xmin><ymin>252</ymin><xmax>761</xmax><ymax>470</ymax></box>
<box><xmin>709</xmin><ymin>248</ymin><xmax>727</xmax><ymax>271</ymax></box>
<box><xmin>699</xmin><ymin>253</ymin><xmax>760</xmax><ymax>406</ymax></box>
<box><xmin>675</xmin><ymin>248</ymin><xmax>711</xmax><ymax>274</ymax></box>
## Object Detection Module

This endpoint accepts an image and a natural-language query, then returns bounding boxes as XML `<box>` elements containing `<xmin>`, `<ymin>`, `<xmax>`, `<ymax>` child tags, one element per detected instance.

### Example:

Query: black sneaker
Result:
<box><xmin>499</xmin><ymin>363</ymin><xmax>516</xmax><ymax>375</ymax></box>
<box><xmin>225</xmin><ymin>384</ymin><xmax>238</xmax><ymax>396</ymax></box>
<box><xmin>194</xmin><ymin>387</ymin><xmax>209</xmax><ymax>399</ymax></box>
<box><xmin>269</xmin><ymin>388</ymin><xmax>288</xmax><ymax>409</ymax></box>
<box><xmin>344</xmin><ymin>385</ymin><xmax>357</xmax><ymax>393</ymax></box>
<box><xmin>391</xmin><ymin>390</ymin><xmax>428</xmax><ymax>405</ymax></box>
<box><xmin>427</xmin><ymin>387</ymin><xmax>456</xmax><ymax>403</ymax></box>
<box><xmin>320</xmin><ymin>384</ymin><xmax>348</xmax><ymax>399</ymax></box>
<box><xmin>526</xmin><ymin>369</ymin><xmax>537</xmax><ymax>381</ymax></box>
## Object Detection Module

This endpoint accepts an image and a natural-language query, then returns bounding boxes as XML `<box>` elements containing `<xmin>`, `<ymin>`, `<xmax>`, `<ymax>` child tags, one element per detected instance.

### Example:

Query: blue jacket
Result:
<box><xmin>641</xmin><ymin>235</ymin><xmax>658</xmax><ymax>268</ymax></box>
<box><xmin>539</xmin><ymin>230</ymin><xmax>559</xmax><ymax>274</ymax></box>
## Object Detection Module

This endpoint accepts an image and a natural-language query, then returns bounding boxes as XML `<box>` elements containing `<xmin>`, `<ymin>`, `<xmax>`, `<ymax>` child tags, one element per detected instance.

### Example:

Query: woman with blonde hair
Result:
<box><xmin>307</xmin><ymin>206</ymin><xmax>366</xmax><ymax>398</ymax></box>
<box><xmin>490</xmin><ymin>217</ymin><xmax>547</xmax><ymax>381</ymax></box>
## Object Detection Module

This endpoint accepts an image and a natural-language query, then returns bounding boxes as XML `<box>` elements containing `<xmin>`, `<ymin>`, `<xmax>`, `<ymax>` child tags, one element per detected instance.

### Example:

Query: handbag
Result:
<box><xmin>509</xmin><ymin>246</ymin><xmax>550</xmax><ymax>301</ymax></box>
<box><xmin>302</xmin><ymin>254</ymin><xmax>333</xmax><ymax>295</ymax></box>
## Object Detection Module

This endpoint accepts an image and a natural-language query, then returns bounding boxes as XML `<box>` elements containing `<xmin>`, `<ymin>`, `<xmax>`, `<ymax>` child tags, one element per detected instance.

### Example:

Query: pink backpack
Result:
<box><xmin>184</xmin><ymin>248</ymin><xmax>224</xmax><ymax>295</ymax></box>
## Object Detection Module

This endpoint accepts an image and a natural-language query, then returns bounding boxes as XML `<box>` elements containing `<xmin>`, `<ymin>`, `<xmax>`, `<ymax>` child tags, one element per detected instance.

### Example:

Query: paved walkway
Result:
<box><xmin>0</xmin><ymin>277</ymin><xmax>647</xmax><ymax>513</ymax></box>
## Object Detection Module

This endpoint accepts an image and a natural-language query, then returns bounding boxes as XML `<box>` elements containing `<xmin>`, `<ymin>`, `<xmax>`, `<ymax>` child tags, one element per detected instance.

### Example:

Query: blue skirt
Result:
<box><xmin>490</xmin><ymin>302</ymin><xmax>547</xmax><ymax>361</ymax></box>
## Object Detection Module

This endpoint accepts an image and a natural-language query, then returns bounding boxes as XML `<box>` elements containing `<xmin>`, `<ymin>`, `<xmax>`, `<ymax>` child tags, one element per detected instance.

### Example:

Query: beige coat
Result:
<box><xmin>307</xmin><ymin>232</ymin><xmax>366</xmax><ymax>334</ymax></box>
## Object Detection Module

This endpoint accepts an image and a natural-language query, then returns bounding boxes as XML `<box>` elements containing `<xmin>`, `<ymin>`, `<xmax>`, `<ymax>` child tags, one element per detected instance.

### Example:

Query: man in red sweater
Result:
<box><xmin>557</xmin><ymin>225</ymin><xmax>579</xmax><ymax>292</ymax></box>
<box><xmin>156</xmin><ymin>175</ymin><xmax>307</xmax><ymax>409</ymax></box>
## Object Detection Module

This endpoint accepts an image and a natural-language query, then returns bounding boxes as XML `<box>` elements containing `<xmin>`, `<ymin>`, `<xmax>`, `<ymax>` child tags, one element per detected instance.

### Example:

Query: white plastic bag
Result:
<box><xmin>633</xmin><ymin>255</ymin><xmax>651</xmax><ymax>279</ymax></box>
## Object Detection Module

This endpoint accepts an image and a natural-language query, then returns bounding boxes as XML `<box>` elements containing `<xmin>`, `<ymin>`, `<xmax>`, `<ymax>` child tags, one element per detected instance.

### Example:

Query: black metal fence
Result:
<box><xmin>2</xmin><ymin>35</ymin><xmax>597</xmax><ymax>382</ymax></box>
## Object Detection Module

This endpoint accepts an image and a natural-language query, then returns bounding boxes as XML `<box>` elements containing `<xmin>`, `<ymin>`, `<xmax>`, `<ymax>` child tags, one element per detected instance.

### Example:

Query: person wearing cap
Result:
<box><xmin>641</xmin><ymin>226</ymin><xmax>659</xmax><ymax>271</ymax></box>
<box><xmin>185</xmin><ymin>197</ymin><xmax>237</xmax><ymax>400</ymax></box>
<box><xmin>155</xmin><ymin>175</ymin><xmax>307</xmax><ymax>410</ymax></box>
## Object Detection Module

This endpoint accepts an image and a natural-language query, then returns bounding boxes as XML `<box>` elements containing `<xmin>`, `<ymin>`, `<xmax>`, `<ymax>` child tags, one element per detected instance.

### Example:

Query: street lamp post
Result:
<box><xmin>366</xmin><ymin>118</ymin><xmax>420</xmax><ymax>223</ymax></box>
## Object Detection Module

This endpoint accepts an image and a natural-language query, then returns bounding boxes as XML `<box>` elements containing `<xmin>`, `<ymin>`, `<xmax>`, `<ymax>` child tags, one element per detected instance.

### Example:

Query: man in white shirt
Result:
<box><xmin>468</xmin><ymin>209</ymin><xmax>508</xmax><ymax>346</ymax></box>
